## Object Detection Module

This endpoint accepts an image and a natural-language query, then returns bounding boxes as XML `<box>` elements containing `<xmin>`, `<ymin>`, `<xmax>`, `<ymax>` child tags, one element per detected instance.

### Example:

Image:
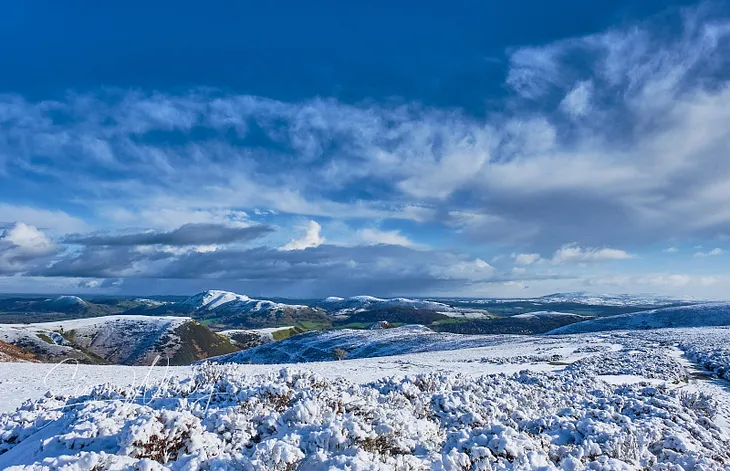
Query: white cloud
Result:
<box><xmin>280</xmin><ymin>220</ymin><xmax>326</xmax><ymax>251</ymax></box>
<box><xmin>551</xmin><ymin>243</ymin><xmax>633</xmax><ymax>264</ymax></box>
<box><xmin>502</xmin><ymin>280</ymin><xmax>529</xmax><ymax>289</ymax></box>
<box><xmin>430</xmin><ymin>258</ymin><xmax>495</xmax><ymax>281</ymax></box>
<box><xmin>560</xmin><ymin>80</ymin><xmax>593</xmax><ymax>117</ymax></box>
<box><xmin>663</xmin><ymin>246</ymin><xmax>679</xmax><ymax>253</ymax></box>
<box><xmin>0</xmin><ymin>204</ymin><xmax>89</xmax><ymax>234</ymax></box>
<box><xmin>0</xmin><ymin>223</ymin><xmax>59</xmax><ymax>274</ymax></box>
<box><xmin>512</xmin><ymin>253</ymin><xmax>542</xmax><ymax>265</ymax></box>
<box><xmin>359</xmin><ymin>228</ymin><xmax>419</xmax><ymax>248</ymax></box>
<box><xmin>694</xmin><ymin>247</ymin><xmax>724</xmax><ymax>258</ymax></box>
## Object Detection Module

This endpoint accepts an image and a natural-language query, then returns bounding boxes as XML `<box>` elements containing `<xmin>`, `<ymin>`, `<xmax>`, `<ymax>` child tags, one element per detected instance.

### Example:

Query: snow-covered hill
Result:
<box><xmin>0</xmin><ymin>315</ymin><xmax>238</xmax><ymax>365</ymax></box>
<box><xmin>509</xmin><ymin>292</ymin><xmax>699</xmax><ymax>307</ymax></box>
<box><xmin>547</xmin><ymin>302</ymin><xmax>730</xmax><ymax>334</ymax></box>
<box><xmin>172</xmin><ymin>290</ymin><xmax>330</xmax><ymax>329</ymax></box>
<box><xmin>2</xmin><ymin>327</ymin><xmax>730</xmax><ymax>470</ymax></box>
<box><xmin>320</xmin><ymin>295</ymin><xmax>490</xmax><ymax>321</ymax></box>
<box><xmin>511</xmin><ymin>310</ymin><xmax>588</xmax><ymax>320</ymax></box>
<box><xmin>218</xmin><ymin>326</ymin><xmax>300</xmax><ymax>350</ymax></box>
<box><xmin>180</xmin><ymin>290</ymin><xmax>309</xmax><ymax>314</ymax></box>
<box><xmin>213</xmin><ymin>325</ymin><xmax>524</xmax><ymax>364</ymax></box>
<box><xmin>322</xmin><ymin>295</ymin><xmax>451</xmax><ymax>313</ymax></box>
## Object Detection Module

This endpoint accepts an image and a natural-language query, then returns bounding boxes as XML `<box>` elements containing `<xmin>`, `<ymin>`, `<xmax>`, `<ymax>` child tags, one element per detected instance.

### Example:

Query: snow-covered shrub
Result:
<box><xmin>1</xmin><ymin>367</ymin><xmax>728</xmax><ymax>470</ymax></box>
<box><xmin>677</xmin><ymin>391</ymin><xmax>717</xmax><ymax>420</ymax></box>
<box><xmin>567</xmin><ymin>349</ymin><xmax>689</xmax><ymax>383</ymax></box>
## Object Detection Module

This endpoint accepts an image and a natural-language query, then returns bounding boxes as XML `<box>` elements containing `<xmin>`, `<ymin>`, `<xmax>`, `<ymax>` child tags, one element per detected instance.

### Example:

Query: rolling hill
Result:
<box><xmin>212</xmin><ymin>325</ymin><xmax>522</xmax><ymax>364</ymax></box>
<box><xmin>0</xmin><ymin>315</ymin><xmax>238</xmax><ymax>365</ymax></box>
<box><xmin>150</xmin><ymin>290</ymin><xmax>332</xmax><ymax>329</ymax></box>
<box><xmin>547</xmin><ymin>302</ymin><xmax>730</xmax><ymax>334</ymax></box>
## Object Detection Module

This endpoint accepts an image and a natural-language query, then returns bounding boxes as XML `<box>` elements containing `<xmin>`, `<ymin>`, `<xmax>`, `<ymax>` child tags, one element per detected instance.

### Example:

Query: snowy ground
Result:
<box><xmin>1</xmin><ymin>327</ymin><xmax>730</xmax><ymax>469</ymax></box>
<box><xmin>0</xmin><ymin>316</ymin><xmax>192</xmax><ymax>365</ymax></box>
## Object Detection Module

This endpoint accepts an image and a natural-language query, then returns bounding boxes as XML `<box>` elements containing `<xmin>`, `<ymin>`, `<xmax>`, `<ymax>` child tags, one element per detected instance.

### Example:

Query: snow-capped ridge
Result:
<box><xmin>512</xmin><ymin>311</ymin><xmax>588</xmax><ymax>320</ymax></box>
<box><xmin>323</xmin><ymin>296</ymin><xmax>345</xmax><ymax>303</ymax></box>
<box><xmin>181</xmin><ymin>289</ymin><xmax>252</xmax><ymax>310</ymax></box>
<box><xmin>47</xmin><ymin>295</ymin><xmax>86</xmax><ymax>307</ymax></box>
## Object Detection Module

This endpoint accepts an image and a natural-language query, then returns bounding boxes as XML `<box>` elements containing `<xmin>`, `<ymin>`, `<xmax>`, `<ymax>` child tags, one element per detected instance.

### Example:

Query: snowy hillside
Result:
<box><xmin>321</xmin><ymin>295</ymin><xmax>488</xmax><ymax>318</ymax></box>
<box><xmin>2</xmin><ymin>327</ymin><xmax>730</xmax><ymax>469</ymax></box>
<box><xmin>529</xmin><ymin>292</ymin><xmax>699</xmax><ymax>306</ymax></box>
<box><xmin>214</xmin><ymin>325</ymin><xmax>526</xmax><ymax>364</ymax></box>
<box><xmin>319</xmin><ymin>296</ymin><xmax>492</xmax><ymax>326</ymax></box>
<box><xmin>548</xmin><ymin>302</ymin><xmax>730</xmax><ymax>334</ymax></box>
<box><xmin>0</xmin><ymin>316</ymin><xmax>238</xmax><ymax>365</ymax></box>
<box><xmin>511</xmin><ymin>310</ymin><xmax>588</xmax><ymax>319</ymax></box>
<box><xmin>218</xmin><ymin>326</ymin><xmax>301</xmax><ymax>350</ymax></box>
<box><xmin>180</xmin><ymin>289</ymin><xmax>252</xmax><ymax>310</ymax></box>
<box><xmin>180</xmin><ymin>290</ymin><xmax>311</xmax><ymax>314</ymax></box>
<box><xmin>322</xmin><ymin>295</ymin><xmax>451</xmax><ymax>312</ymax></box>
<box><xmin>171</xmin><ymin>290</ymin><xmax>330</xmax><ymax>329</ymax></box>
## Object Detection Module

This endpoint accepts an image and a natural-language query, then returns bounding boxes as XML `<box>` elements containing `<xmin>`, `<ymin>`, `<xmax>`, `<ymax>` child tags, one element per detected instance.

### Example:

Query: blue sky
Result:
<box><xmin>1</xmin><ymin>0</ymin><xmax>730</xmax><ymax>298</ymax></box>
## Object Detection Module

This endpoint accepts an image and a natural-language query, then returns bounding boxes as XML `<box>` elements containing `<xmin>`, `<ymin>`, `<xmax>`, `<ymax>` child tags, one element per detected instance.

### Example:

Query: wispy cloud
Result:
<box><xmin>512</xmin><ymin>253</ymin><xmax>542</xmax><ymax>265</ymax></box>
<box><xmin>551</xmin><ymin>244</ymin><xmax>633</xmax><ymax>264</ymax></box>
<box><xmin>694</xmin><ymin>247</ymin><xmax>724</xmax><ymax>257</ymax></box>
<box><xmin>358</xmin><ymin>228</ymin><xmax>420</xmax><ymax>248</ymax></box>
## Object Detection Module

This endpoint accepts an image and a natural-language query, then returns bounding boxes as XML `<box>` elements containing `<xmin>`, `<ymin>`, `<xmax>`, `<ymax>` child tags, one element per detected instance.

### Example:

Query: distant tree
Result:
<box><xmin>333</xmin><ymin>348</ymin><xmax>348</xmax><ymax>361</ymax></box>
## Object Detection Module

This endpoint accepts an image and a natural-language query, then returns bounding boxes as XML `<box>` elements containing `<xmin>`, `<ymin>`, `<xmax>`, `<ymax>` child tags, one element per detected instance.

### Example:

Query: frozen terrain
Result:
<box><xmin>495</xmin><ymin>292</ymin><xmax>702</xmax><ymax>307</ymax></box>
<box><xmin>213</xmin><ymin>325</ymin><xmax>529</xmax><ymax>364</ymax></box>
<box><xmin>548</xmin><ymin>302</ymin><xmax>730</xmax><ymax>334</ymax></box>
<box><xmin>511</xmin><ymin>311</ymin><xmax>588</xmax><ymax>320</ymax></box>
<box><xmin>321</xmin><ymin>295</ymin><xmax>490</xmax><ymax>319</ymax></box>
<box><xmin>0</xmin><ymin>316</ymin><xmax>237</xmax><ymax>365</ymax></box>
<box><xmin>1</xmin><ymin>326</ymin><xmax>730</xmax><ymax>469</ymax></box>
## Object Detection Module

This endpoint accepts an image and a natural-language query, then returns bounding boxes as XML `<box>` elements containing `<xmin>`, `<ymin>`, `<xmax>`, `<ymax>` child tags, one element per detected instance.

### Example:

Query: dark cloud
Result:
<box><xmin>63</xmin><ymin>223</ymin><xmax>273</xmax><ymax>247</ymax></box>
<box><xmin>33</xmin><ymin>246</ymin><xmax>174</xmax><ymax>278</ymax></box>
<box><xmin>76</xmin><ymin>278</ymin><xmax>124</xmax><ymax>289</ymax></box>
<box><xmin>31</xmin><ymin>243</ymin><xmax>500</xmax><ymax>297</ymax></box>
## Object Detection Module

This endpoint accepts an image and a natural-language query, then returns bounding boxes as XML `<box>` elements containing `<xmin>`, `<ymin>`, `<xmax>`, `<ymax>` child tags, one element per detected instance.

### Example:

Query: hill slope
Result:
<box><xmin>0</xmin><ymin>316</ymin><xmax>238</xmax><ymax>365</ymax></box>
<box><xmin>433</xmin><ymin>311</ymin><xmax>590</xmax><ymax>335</ymax></box>
<box><xmin>213</xmin><ymin>325</ymin><xmax>522</xmax><ymax>364</ymax></box>
<box><xmin>547</xmin><ymin>302</ymin><xmax>730</xmax><ymax>334</ymax></box>
<box><xmin>155</xmin><ymin>290</ymin><xmax>332</xmax><ymax>329</ymax></box>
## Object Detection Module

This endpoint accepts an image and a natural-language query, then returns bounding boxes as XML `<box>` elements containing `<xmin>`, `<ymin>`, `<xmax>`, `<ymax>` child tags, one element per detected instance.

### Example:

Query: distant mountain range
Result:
<box><xmin>0</xmin><ymin>290</ymin><xmax>724</xmax><ymax>366</ymax></box>
<box><xmin>0</xmin><ymin>290</ymin><xmax>499</xmax><ymax>329</ymax></box>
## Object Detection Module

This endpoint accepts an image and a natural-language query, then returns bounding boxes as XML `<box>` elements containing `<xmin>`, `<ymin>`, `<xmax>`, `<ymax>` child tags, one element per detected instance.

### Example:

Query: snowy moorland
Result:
<box><xmin>320</xmin><ymin>295</ymin><xmax>490</xmax><ymax>319</ymax></box>
<box><xmin>1</xmin><ymin>326</ymin><xmax>730</xmax><ymax>469</ymax></box>
<box><xmin>548</xmin><ymin>303</ymin><xmax>730</xmax><ymax>334</ymax></box>
<box><xmin>440</xmin><ymin>292</ymin><xmax>699</xmax><ymax>308</ymax></box>
<box><xmin>212</xmin><ymin>325</ymin><xmax>527</xmax><ymax>364</ymax></box>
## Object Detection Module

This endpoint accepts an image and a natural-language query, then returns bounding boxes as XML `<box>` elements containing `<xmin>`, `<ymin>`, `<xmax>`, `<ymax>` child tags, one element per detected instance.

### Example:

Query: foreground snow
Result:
<box><xmin>2</xmin><ymin>327</ymin><xmax>730</xmax><ymax>470</ymax></box>
<box><xmin>1</xmin><ymin>367</ymin><xmax>728</xmax><ymax>470</ymax></box>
